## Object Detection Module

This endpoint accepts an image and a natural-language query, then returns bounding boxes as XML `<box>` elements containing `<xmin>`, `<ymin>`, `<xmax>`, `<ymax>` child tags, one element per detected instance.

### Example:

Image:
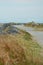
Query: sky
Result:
<box><xmin>0</xmin><ymin>0</ymin><xmax>43</xmax><ymax>23</ymax></box>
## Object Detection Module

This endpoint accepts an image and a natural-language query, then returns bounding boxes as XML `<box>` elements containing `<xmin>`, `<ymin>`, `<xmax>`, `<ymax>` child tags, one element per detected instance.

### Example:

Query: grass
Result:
<box><xmin>10</xmin><ymin>31</ymin><xmax>43</xmax><ymax>65</ymax></box>
<box><xmin>0</xmin><ymin>58</ymin><xmax>4</xmax><ymax>65</ymax></box>
<box><xmin>0</xmin><ymin>30</ymin><xmax>43</xmax><ymax>65</ymax></box>
<box><xmin>0</xmin><ymin>34</ymin><xmax>27</xmax><ymax>65</ymax></box>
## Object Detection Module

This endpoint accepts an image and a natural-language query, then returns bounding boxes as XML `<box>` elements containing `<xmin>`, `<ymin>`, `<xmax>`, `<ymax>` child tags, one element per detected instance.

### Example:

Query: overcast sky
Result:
<box><xmin>0</xmin><ymin>0</ymin><xmax>43</xmax><ymax>23</ymax></box>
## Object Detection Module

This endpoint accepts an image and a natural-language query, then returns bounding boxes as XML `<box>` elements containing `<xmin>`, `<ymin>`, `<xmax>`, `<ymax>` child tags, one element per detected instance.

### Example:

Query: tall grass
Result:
<box><xmin>0</xmin><ymin>30</ymin><xmax>43</xmax><ymax>65</ymax></box>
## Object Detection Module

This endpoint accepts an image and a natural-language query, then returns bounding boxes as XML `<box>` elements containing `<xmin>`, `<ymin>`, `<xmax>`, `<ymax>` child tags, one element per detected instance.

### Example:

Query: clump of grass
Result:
<box><xmin>0</xmin><ymin>58</ymin><xmax>4</xmax><ymax>65</ymax></box>
<box><xmin>18</xmin><ymin>29</ymin><xmax>32</xmax><ymax>40</ymax></box>
<box><xmin>9</xmin><ymin>51</ymin><xmax>15</xmax><ymax>59</ymax></box>
<box><xmin>4</xmin><ymin>44</ymin><xmax>10</xmax><ymax>52</ymax></box>
<box><xmin>23</xmin><ymin>32</ymin><xmax>32</xmax><ymax>40</ymax></box>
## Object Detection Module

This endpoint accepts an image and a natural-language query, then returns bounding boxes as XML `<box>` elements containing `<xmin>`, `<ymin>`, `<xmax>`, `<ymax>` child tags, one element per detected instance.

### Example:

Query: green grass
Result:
<box><xmin>24</xmin><ymin>32</ymin><xmax>32</xmax><ymax>41</ymax></box>
<box><xmin>0</xmin><ymin>29</ymin><xmax>43</xmax><ymax>65</ymax></box>
<box><xmin>12</xmin><ymin>30</ymin><xmax>43</xmax><ymax>65</ymax></box>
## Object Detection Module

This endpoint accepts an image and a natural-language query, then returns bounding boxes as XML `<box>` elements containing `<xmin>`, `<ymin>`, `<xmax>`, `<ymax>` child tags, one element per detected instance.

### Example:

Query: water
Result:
<box><xmin>15</xmin><ymin>25</ymin><xmax>43</xmax><ymax>46</ymax></box>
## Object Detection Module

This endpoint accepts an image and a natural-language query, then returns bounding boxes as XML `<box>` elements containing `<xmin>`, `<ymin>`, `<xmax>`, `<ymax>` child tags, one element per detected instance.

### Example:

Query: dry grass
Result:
<box><xmin>0</xmin><ymin>34</ymin><xmax>27</xmax><ymax>65</ymax></box>
<box><xmin>0</xmin><ymin>31</ymin><xmax>43</xmax><ymax>65</ymax></box>
<box><xmin>11</xmin><ymin>32</ymin><xmax>43</xmax><ymax>65</ymax></box>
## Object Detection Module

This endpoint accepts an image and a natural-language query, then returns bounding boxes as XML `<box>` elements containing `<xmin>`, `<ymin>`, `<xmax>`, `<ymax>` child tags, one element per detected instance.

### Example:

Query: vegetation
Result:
<box><xmin>34</xmin><ymin>23</ymin><xmax>43</xmax><ymax>31</ymax></box>
<box><xmin>24</xmin><ymin>22</ymin><xmax>43</xmax><ymax>31</ymax></box>
<box><xmin>0</xmin><ymin>23</ymin><xmax>43</xmax><ymax>65</ymax></box>
<box><xmin>14</xmin><ymin>31</ymin><xmax>43</xmax><ymax>65</ymax></box>
<box><xmin>0</xmin><ymin>30</ymin><xmax>43</xmax><ymax>65</ymax></box>
<box><xmin>0</xmin><ymin>34</ymin><xmax>27</xmax><ymax>65</ymax></box>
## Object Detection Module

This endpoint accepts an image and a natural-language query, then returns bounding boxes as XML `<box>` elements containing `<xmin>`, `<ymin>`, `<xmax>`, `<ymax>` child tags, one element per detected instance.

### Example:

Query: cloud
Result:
<box><xmin>0</xmin><ymin>0</ymin><xmax>33</xmax><ymax>3</ymax></box>
<box><xmin>0</xmin><ymin>0</ymin><xmax>43</xmax><ymax>5</ymax></box>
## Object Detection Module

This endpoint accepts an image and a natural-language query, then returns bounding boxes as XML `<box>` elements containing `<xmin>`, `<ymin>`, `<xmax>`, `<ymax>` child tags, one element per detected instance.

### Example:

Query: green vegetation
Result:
<box><xmin>0</xmin><ymin>23</ymin><xmax>43</xmax><ymax>65</ymax></box>
<box><xmin>23</xmin><ymin>32</ymin><xmax>32</xmax><ymax>40</ymax></box>
<box><xmin>11</xmin><ymin>31</ymin><xmax>43</xmax><ymax>65</ymax></box>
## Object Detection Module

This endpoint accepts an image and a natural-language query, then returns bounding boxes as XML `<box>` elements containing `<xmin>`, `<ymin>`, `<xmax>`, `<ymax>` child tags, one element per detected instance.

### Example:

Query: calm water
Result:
<box><xmin>15</xmin><ymin>25</ymin><xmax>43</xmax><ymax>47</ymax></box>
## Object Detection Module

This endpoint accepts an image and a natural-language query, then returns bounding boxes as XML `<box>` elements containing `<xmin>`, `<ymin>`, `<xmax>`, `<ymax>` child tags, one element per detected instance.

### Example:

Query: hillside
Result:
<box><xmin>0</xmin><ymin>34</ymin><xmax>27</xmax><ymax>65</ymax></box>
<box><xmin>0</xmin><ymin>23</ymin><xmax>43</xmax><ymax>65</ymax></box>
